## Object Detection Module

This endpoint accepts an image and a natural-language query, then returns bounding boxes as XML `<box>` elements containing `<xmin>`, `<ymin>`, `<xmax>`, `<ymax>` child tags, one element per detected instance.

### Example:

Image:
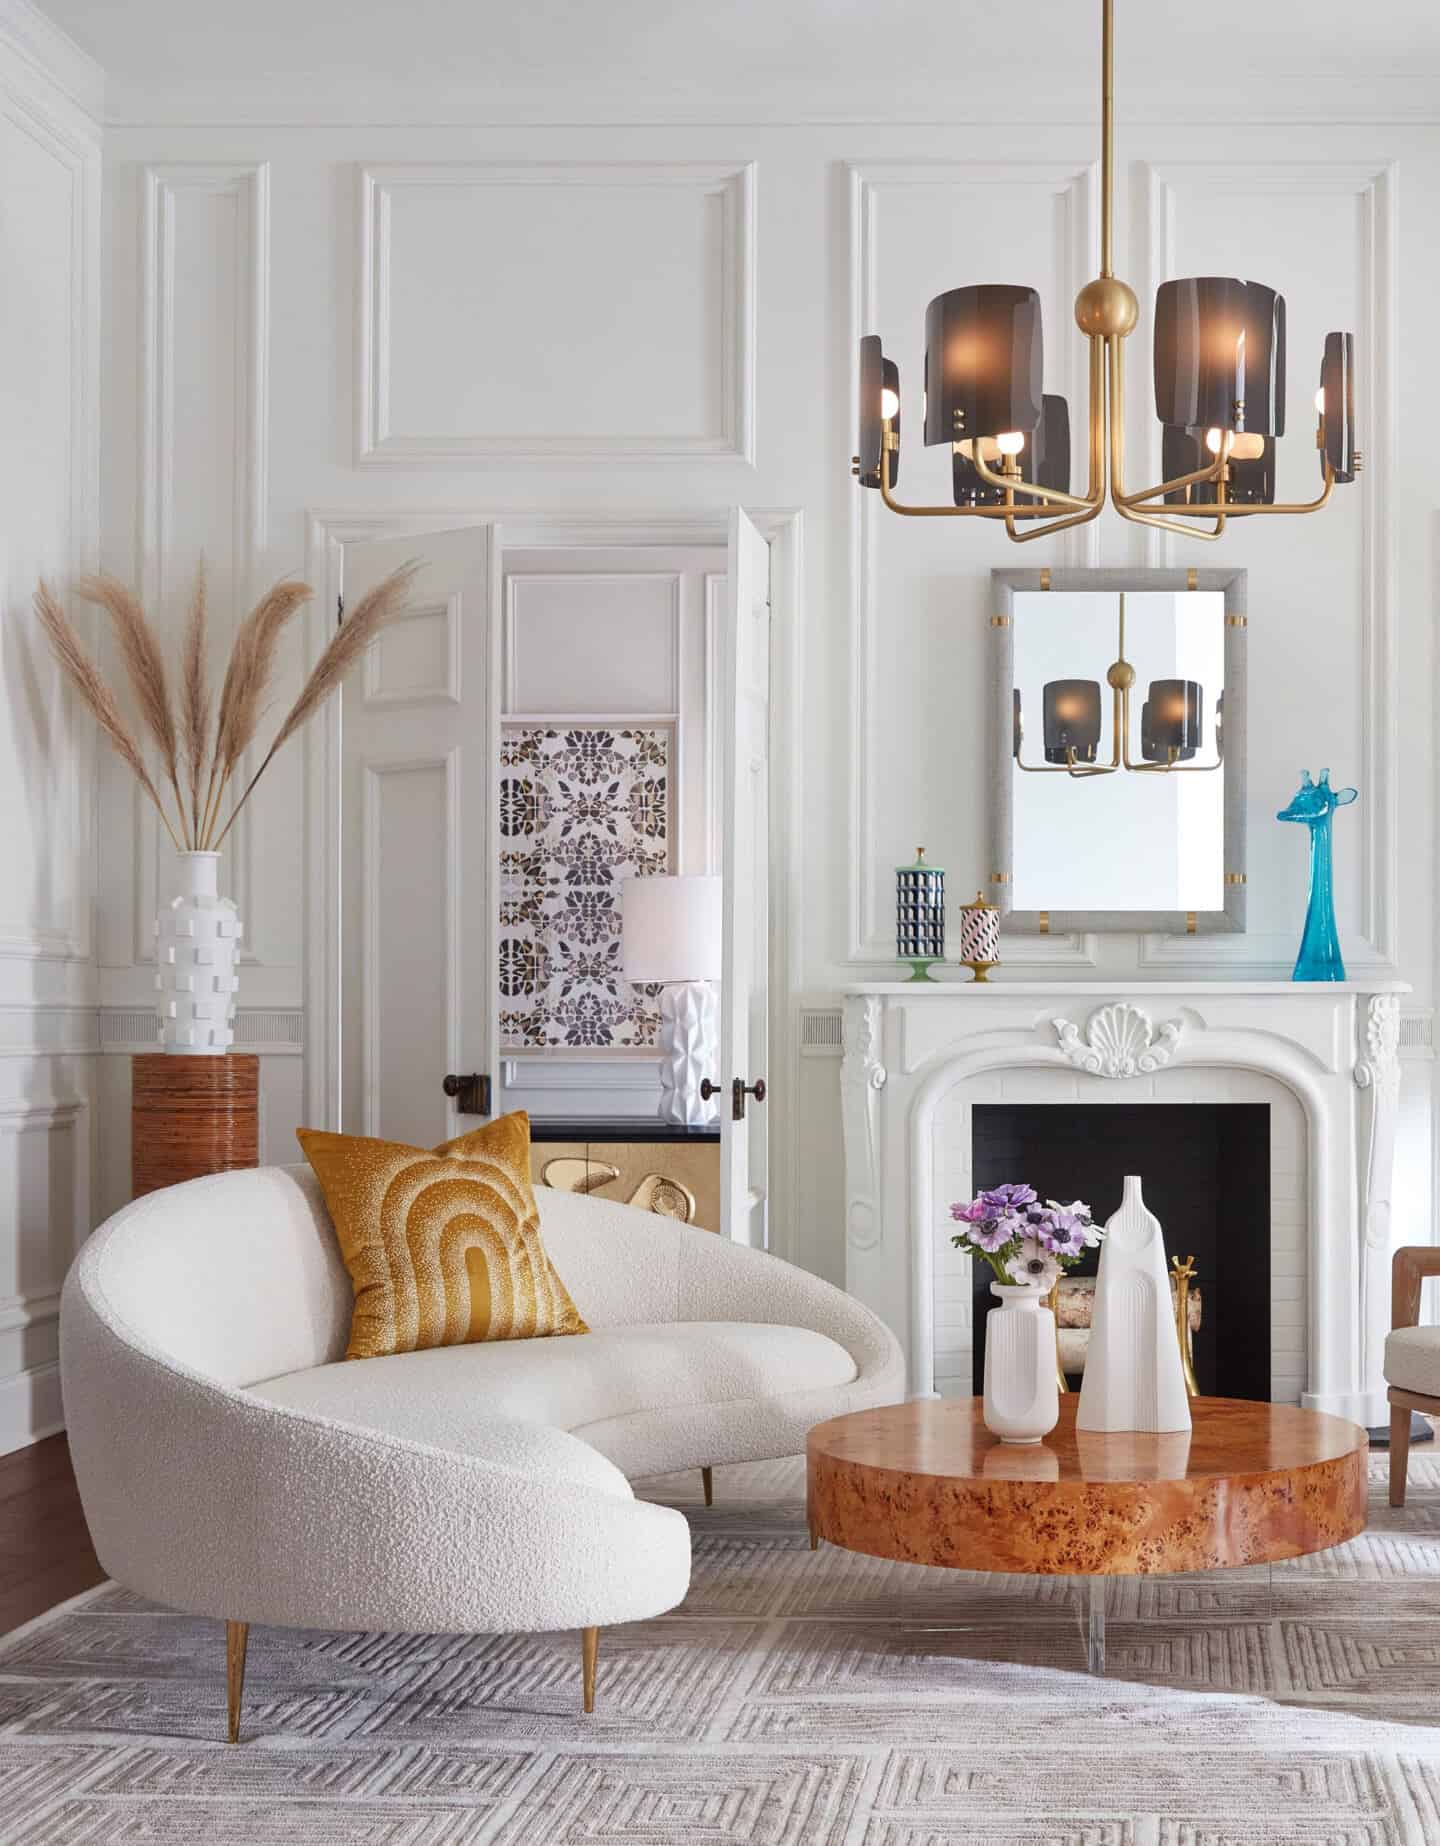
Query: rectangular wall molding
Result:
<box><xmin>356</xmin><ymin>161</ymin><xmax>755</xmax><ymax>465</ymax></box>
<box><xmin>133</xmin><ymin>161</ymin><xmax>272</xmax><ymax>972</ymax></box>
<box><xmin>845</xmin><ymin>159</ymin><xmax>1099</xmax><ymax>971</ymax></box>
<box><xmin>0</xmin><ymin>63</ymin><xmax>100</xmax><ymax>966</ymax></box>
<box><xmin>1135</xmin><ymin>160</ymin><xmax>1398</xmax><ymax>976</ymax></box>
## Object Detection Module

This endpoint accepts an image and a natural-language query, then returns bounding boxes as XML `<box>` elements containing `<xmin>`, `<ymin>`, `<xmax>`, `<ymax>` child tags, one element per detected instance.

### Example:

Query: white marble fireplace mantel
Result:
<box><xmin>840</xmin><ymin>979</ymin><xmax>1409</xmax><ymax>1425</ymax></box>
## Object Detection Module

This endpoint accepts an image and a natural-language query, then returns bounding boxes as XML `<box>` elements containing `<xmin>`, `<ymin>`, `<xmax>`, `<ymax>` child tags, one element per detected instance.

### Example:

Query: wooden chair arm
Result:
<box><xmin>1392</xmin><ymin>1246</ymin><xmax>1440</xmax><ymax>1331</ymax></box>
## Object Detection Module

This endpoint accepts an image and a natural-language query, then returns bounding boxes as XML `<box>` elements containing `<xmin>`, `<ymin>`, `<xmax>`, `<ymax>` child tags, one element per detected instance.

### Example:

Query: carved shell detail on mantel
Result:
<box><xmin>1052</xmin><ymin>1002</ymin><xmax>1184</xmax><ymax>1079</ymax></box>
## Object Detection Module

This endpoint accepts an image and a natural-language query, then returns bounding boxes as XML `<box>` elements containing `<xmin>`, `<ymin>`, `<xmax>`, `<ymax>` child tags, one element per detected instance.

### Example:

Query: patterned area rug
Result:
<box><xmin>5</xmin><ymin>1450</ymin><xmax>1440</xmax><ymax>1841</ymax></box>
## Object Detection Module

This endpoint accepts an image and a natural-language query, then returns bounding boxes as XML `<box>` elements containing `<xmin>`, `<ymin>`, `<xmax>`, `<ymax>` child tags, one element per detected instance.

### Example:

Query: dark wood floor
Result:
<box><xmin>0</xmin><ymin>1435</ymin><xmax>102</xmax><ymax>1634</ymax></box>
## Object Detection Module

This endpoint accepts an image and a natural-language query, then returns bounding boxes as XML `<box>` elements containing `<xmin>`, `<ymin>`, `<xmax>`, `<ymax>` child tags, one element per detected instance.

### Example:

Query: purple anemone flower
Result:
<box><xmin>982</xmin><ymin>1182</ymin><xmax>1037</xmax><ymax>1212</ymax></box>
<box><xmin>966</xmin><ymin>1215</ymin><xmax>1016</xmax><ymax>1253</ymax></box>
<box><xmin>1040</xmin><ymin>1211</ymin><xmax>1087</xmax><ymax>1258</ymax></box>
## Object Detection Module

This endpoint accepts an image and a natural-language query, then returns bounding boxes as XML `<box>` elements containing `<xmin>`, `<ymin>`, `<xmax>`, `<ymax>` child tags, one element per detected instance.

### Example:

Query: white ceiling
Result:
<box><xmin>32</xmin><ymin>0</ymin><xmax>1440</xmax><ymax>121</ymax></box>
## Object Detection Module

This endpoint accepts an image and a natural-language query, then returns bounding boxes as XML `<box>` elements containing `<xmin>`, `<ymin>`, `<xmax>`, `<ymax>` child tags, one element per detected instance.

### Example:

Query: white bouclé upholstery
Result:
<box><xmin>1385</xmin><ymin>1324</ymin><xmax>1440</xmax><ymax>1399</ymax></box>
<box><xmin>61</xmin><ymin>1164</ymin><xmax>903</xmax><ymax>1643</ymax></box>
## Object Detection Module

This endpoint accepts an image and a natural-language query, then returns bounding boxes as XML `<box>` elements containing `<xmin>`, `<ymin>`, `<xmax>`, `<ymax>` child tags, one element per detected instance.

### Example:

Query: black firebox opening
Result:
<box><xmin>968</xmin><ymin>1103</ymin><xmax>1271</xmax><ymax>1401</ymax></box>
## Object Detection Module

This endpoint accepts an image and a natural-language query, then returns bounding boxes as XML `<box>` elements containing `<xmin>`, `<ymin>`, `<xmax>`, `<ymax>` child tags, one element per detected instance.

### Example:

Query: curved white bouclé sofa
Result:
<box><xmin>61</xmin><ymin>1163</ymin><xmax>903</xmax><ymax>1736</ymax></box>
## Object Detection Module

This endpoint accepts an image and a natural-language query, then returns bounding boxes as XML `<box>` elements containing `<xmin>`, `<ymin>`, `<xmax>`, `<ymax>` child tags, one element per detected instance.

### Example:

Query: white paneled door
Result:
<box><xmin>339</xmin><ymin>527</ymin><xmax>495</xmax><ymax>1148</ymax></box>
<box><xmin>718</xmin><ymin>509</ymin><xmax>772</xmax><ymax>1247</ymax></box>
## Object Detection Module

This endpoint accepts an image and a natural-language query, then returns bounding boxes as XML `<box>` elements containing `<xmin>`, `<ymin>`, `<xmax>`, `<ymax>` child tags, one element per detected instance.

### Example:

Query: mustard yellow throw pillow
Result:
<box><xmin>297</xmin><ymin>1111</ymin><xmax>587</xmax><ymax>1360</ymax></box>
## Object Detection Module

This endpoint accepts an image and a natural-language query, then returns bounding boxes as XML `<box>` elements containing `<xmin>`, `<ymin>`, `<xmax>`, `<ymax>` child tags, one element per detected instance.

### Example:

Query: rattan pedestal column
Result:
<box><xmin>131</xmin><ymin>1054</ymin><xmax>260</xmax><ymax>1199</ymax></box>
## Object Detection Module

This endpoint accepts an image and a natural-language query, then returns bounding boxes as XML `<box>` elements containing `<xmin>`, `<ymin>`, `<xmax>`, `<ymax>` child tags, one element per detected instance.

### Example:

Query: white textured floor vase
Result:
<box><xmin>982</xmin><ymin>1282</ymin><xmax>1060</xmax><ymax>1443</ymax></box>
<box><xmin>657</xmin><ymin>979</ymin><xmax>718</xmax><ymax>1127</ymax></box>
<box><xmin>155</xmin><ymin>851</ymin><xmax>241</xmax><ymax>1053</ymax></box>
<box><xmin>1077</xmin><ymin>1174</ymin><xmax>1192</xmax><ymax>1433</ymax></box>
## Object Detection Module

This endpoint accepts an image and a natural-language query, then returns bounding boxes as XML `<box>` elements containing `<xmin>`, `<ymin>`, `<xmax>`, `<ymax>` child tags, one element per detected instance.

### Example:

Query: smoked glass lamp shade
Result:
<box><xmin>1162</xmin><ymin>425</ymin><xmax>1275</xmax><ymax>505</ymax></box>
<box><xmin>1153</xmin><ymin>277</ymin><xmax>1286</xmax><ymax>437</ymax></box>
<box><xmin>923</xmin><ymin>284</ymin><xmax>1043</xmax><ymax>447</ymax></box>
<box><xmin>1042</xmin><ymin>679</ymin><xmax>1102</xmax><ymax>764</ymax></box>
<box><xmin>858</xmin><ymin>339</ymin><xmax>902</xmax><ymax>489</ymax></box>
<box><xmin>857</xmin><ymin>334</ymin><xmax>883</xmax><ymax>488</ymax></box>
<box><xmin>1143</xmin><ymin>678</ymin><xmax>1202</xmax><ymax>761</ymax></box>
<box><xmin>1029</xmin><ymin>393</ymin><xmax>1071</xmax><ymax>494</ymax></box>
<box><xmin>951</xmin><ymin>390</ymin><xmax>1065</xmax><ymax>505</ymax></box>
<box><xmin>1320</xmin><ymin>332</ymin><xmax>1356</xmax><ymax>482</ymax></box>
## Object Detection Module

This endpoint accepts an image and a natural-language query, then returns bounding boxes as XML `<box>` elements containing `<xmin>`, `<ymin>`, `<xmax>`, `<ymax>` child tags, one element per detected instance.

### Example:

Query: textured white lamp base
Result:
<box><xmin>155</xmin><ymin>851</ymin><xmax>241</xmax><ymax>1055</ymax></box>
<box><xmin>1076</xmin><ymin>1174</ymin><xmax>1192</xmax><ymax>1433</ymax></box>
<box><xmin>657</xmin><ymin>982</ymin><xmax>718</xmax><ymax>1128</ymax></box>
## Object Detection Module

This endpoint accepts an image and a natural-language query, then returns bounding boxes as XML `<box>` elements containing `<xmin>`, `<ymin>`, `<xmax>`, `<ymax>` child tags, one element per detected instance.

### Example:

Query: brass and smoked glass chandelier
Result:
<box><xmin>854</xmin><ymin>0</ymin><xmax>1360</xmax><ymax>543</ymax></box>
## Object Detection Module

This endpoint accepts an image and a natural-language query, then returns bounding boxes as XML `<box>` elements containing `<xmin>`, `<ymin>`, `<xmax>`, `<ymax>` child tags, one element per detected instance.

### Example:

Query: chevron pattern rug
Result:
<box><xmin>4</xmin><ymin>1448</ymin><xmax>1440</xmax><ymax>1841</ymax></box>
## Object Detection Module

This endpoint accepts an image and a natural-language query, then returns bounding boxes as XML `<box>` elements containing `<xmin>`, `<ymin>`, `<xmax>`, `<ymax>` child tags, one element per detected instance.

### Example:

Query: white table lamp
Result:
<box><xmin>622</xmin><ymin>875</ymin><xmax>722</xmax><ymax>1127</ymax></box>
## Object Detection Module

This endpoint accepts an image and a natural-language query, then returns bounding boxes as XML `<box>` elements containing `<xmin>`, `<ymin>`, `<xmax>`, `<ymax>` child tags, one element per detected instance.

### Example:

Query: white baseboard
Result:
<box><xmin>0</xmin><ymin>1362</ymin><xmax>63</xmax><ymax>1456</ymax></box>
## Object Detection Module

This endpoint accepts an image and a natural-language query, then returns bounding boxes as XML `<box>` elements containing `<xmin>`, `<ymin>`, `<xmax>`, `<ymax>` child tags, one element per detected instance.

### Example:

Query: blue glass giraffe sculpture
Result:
<box><xmin>1276</xmin><ymin>769</ymin><xmax>1357</xmax><ymax>982</ymax></box>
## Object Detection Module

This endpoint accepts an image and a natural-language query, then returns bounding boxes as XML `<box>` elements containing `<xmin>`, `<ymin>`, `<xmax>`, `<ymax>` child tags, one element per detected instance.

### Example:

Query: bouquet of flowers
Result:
<box><xmin>950</xmin><ymin>1184</ymin><xmax>1101</xmax><ymax>1291</ymax></box>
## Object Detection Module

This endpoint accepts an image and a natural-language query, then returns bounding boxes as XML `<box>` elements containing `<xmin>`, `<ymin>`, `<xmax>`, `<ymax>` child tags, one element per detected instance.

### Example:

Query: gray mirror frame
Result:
<box><xmin>990</xmin><ymin>567</ymin><xmax>1247</xmax><ymax>935</ymax></box>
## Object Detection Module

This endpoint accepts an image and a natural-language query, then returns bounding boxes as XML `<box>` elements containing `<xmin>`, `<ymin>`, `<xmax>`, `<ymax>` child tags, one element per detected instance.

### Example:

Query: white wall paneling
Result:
<box><xmin>0</xmin><ymin>61</ymin><xmax>99</xmax><ymax>968</ymax></box>
<box><xmin>0</xmin><ymin>12</ymin><xmax>100</xmax><ymax>1452</ymax></box>
<box><xmin>116</xmin><ymin>161</ymin><xmax>278</xmax><ymax>983</ymax></box>
<box><xmin>81</xmin><ymin>95</ymin><xmax>1433</xmax><ymax>1357</ymax></box>
<box><xmin>1135</xmin><ymin>161</ymin><xmax>1398</xmax><ymax>977</ymax></box>
<box><xmin>846</xmin><ymin>160</ymin><xmax>1100</xmax><ymax>971</ymax></box>
<box><xmin>0</xmin><ymin>1098</ymin><xmax>86</xmax><ymax>1452</ymax></box>
<box><xmin>356</xmin><ymin>162</ymin><xmax>756</xmax><ymax>465</ymax></box>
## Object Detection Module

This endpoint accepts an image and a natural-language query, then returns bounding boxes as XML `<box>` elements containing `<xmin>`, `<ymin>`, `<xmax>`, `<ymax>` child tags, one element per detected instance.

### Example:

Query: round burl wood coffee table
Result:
<box><xmin>806</xmin><ymin>1396</ymin><xmax>1367</xmax><ymax>1672</ymax></box>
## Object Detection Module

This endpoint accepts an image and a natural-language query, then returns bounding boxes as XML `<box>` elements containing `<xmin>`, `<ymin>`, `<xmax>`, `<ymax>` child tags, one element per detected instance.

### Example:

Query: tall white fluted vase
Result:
<box><xmin>1077</xmin><ymin>1174</ymin><xmax>1191</xmax><ymax>1433</ymax></box>
<box><xmin>983</xmin><ymin>1283</ymin><xmax>1060</xmax><ymax>1444</ymax></box>
<box><xmin>155</xmin><ymin>851</ymin><xmax>242</xmax><ymax>1054</ymax></box>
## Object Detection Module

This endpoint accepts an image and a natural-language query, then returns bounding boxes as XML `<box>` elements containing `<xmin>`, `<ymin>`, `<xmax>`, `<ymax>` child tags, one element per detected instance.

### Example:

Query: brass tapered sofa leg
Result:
<box><xmin>701</xmin><ymin>1466</ymin><xmax>713</xmax><ymax>1506</ymax></box>
<box><xmin>226</xmin><ymin>1621</ymin><xmax>248</xmax><ymax>1744</ymax></box>
<box><xmin>581</xmin><ymin>1625</ymin><xmax>599</xmax><ymax>1713</ymax></box>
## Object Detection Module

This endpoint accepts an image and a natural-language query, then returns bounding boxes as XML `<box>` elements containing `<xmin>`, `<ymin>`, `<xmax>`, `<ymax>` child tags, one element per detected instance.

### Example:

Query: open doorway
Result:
<box><xmin>327</xmin><ymin>511</ymin><xmax>775</xmax><ymax>1247</ymax></box>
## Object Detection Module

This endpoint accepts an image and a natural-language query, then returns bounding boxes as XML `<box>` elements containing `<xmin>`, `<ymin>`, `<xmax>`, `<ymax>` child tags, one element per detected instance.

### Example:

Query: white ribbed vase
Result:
<box><xmin>982</xmin><ymin>1283</ymin><xmax>1060</xmax><ymax>1445</ymax></box>
<box><xmin>155</xmin><ymin>852</ymin><xmax>241</xmax><ymax>1055</ymax></box>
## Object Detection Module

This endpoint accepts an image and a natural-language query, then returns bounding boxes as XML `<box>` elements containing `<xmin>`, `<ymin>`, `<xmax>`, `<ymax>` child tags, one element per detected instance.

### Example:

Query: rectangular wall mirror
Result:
<box><xmin>990</xmin><ymin>568</ymin><xmax>1247</xmax><ymax>934</ymax></box>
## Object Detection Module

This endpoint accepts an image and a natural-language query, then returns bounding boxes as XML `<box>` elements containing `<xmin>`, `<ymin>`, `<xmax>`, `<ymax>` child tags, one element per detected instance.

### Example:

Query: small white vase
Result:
<box><xmin>1076</xmin><ymin>1174</ymin><xmax>1192</xmax><ymax>1434</ymax></box>
<box><xmin>982</xmin><ymin>1282</ymin><xmax>1060</xmax><ymax>1445</ymax></box>
<box><xmin>155</xmin><ymin>851</ymin><xmax>241</xmax><ymax>1055</ymax></box>
<box><xmin>657</xmin><ymin>980</ymin><xmax>718</xmax><ymax>1127</ymax></box>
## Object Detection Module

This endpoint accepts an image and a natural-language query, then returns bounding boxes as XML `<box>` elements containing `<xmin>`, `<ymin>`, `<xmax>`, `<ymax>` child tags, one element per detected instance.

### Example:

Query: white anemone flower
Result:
<box><xmin>1004</xmin><ymin>1239</ymin><xmax>1062</xmax><ymax>1291</ymax></box>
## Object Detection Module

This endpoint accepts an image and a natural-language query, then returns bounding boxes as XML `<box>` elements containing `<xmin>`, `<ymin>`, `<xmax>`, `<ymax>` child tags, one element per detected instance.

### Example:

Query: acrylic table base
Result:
<box><xmin>807</xmin><ymin>1396</ymin><xmax>1367</xmax><ymax>1672</ymax></box>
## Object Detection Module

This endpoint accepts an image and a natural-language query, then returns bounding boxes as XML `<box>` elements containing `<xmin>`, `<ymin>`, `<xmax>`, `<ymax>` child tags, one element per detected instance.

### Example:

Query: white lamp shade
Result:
<box><xmin>621</xmin><ymin>875</ymin><xmax>722</xmax><ymax>984</ymax></box>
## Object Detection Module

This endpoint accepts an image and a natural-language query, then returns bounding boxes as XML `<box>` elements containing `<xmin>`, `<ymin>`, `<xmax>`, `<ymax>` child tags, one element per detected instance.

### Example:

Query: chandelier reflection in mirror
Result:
<box><xmin>853</xmin><ymin>0</ymin><xmax>1360</xmax><ymax>544</ymax></box>
<box><xmin>1015</xmin><ymin>593</ymin><xmax>1221</xmax><ymax>777</ymax></box>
